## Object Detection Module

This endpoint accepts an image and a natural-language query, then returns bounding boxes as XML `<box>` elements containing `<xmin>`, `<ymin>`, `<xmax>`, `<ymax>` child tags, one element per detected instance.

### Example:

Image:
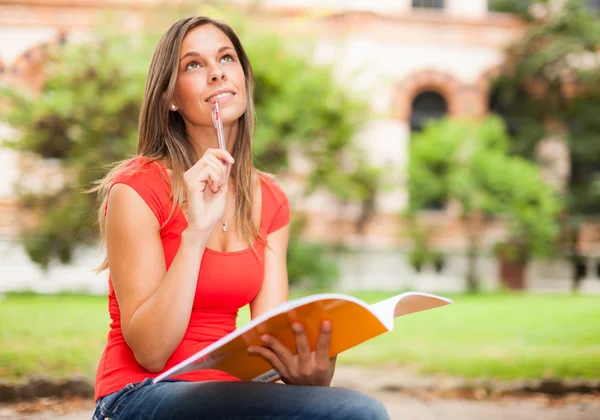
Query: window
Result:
<box><xmin>410</xmin><ymin>91</ymin><xmax>449</xmax><ymax>210</ymax></box>
<box><xmin>410</xmin><ymin>91</ymin><xmax>448</xmax><ymax>132</ymax></box>
<box><xmin>488</xmin><ymin>0</ymin><xmax>528</xmax><ymax>14</ymax></box>
<box><xmin>412</xmin><ymin>0</ymin><xmax>445</xmax><ymax>9</ymax></box>
<box><xmin>488</xmin><ymin>0</ymin><xmax>506</xmax><ymax>12</ymax></box>
<box><xmin>575</xmin><ymin>257</ymin><xmax>587</xmax><ymax>279</ymax></box>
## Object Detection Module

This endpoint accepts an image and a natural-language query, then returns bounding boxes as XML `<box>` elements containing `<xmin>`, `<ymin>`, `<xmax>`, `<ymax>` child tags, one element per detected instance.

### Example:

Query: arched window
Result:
<box><xmin>410</xmin><ymin>90</ymin><xmax>448</xmax><ymax>210</ymax></box>
<box><xmin>488</xmin><ymin>0</ymin><xmax>527</xmax><ymax>13</ymax></box>
<box><xmin>410</xmin><ymin>91</ymin><xmax>448</xmax><ymax>132</ymax></box>
<box><xmin>413</xmin><ymin>0</ymin><xmax>445</xmax><ymax>9</ymax></box>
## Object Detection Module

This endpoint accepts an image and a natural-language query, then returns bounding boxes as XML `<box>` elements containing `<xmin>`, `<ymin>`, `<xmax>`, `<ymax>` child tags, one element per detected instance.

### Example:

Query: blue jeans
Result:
<box><xmin>93</xmin><ymin>378</ymin><xmax>389</xmax><ymax>419</ymax></box>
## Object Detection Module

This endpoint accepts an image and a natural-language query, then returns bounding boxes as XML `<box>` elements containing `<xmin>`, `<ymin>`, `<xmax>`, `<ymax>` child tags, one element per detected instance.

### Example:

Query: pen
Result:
<box><xmin>211</xmin><ymin>100</ymin><xmax>226</xmax><ymax>152</ymax></box>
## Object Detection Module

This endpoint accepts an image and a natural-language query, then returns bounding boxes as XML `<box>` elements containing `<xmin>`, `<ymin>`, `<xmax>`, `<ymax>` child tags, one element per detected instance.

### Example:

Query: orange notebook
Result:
<box><xmin>153</xmin><ymin>291</ymin><xmax>453</xmax><ymax>383</ymax></box>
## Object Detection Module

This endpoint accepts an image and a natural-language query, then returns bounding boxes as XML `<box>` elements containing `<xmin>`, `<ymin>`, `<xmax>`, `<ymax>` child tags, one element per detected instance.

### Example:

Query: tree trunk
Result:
<box><xmin>569</xmin><ymin>224</ymin><xmax>583</xmax><ymax>292</ymax></box>
<box><xmin>356</xmin><ymin>193</ymin><xmax>375</xmax><ymax>235</ymax></box>
<box><xmin>464</xmin><ymin>213</ymin><xmax>480</xmax><ymax>293</ymax></box>
<box><xmin>466</xmin><ymin>239</ymin><xmax>479</xmax><ymax>293</ymax></box>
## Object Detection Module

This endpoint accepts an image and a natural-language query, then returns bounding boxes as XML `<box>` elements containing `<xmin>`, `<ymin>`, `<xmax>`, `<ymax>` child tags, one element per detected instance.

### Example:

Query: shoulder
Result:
<box><xmin>109</xmin><ymin>156</ymin><xmax>172</xmax><ymax>224</ymax></box>
<box><xmin>257</xmin><ymin>171</ymin><xmax>290</xmax><ymax>234</ymax></box>
<box><xmin>257</xmin><ymin>171</ymin><xmax>288</xmax><ymax>207</ymax></box>
<box><xmin>113</xmin><ymin>156</ymin><xmax>169</xmax><ymax>186</ymax></box>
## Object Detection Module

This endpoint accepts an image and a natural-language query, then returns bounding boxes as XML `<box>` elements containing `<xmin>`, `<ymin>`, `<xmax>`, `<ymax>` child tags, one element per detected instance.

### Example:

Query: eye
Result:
<box><xmin>185</xmin><ymin>60</ymin><xmax>201</xmax><ymax>71</ymax></box>
<box><xmin>221</xmin><ymin>54</ymin><xmax>234</xmax><ymax>63</ymax></box>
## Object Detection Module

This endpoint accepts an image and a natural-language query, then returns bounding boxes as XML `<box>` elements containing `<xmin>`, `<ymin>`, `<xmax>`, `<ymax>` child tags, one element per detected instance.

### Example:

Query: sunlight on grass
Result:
<box><xmin>1</xmin><ymin>291</ymin><xmax>599</xmax><ymax>381</ymax></box>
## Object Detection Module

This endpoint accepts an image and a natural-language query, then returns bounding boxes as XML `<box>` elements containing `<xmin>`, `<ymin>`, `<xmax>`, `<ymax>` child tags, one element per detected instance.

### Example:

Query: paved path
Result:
<box><xmin>2</xmin><ymin>366</ymin><xmax>599</xmax><ymax>419</ymax></box>
<box><xmin>378</xmin><ymin>393</ymin><xmax>599</xmax><ymax>420</ymax></box>
<box><xmin>2</xmin><ymin>394</ymin><xmax>599</xmax><ymax>420</ymax></box>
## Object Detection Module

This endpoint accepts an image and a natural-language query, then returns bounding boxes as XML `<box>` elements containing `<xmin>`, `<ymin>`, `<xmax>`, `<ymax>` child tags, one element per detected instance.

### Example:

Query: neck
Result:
<box><xmin>186</xmin><ymin>120</ymin><xmax>238</xmax><ymax>160</ymax></box>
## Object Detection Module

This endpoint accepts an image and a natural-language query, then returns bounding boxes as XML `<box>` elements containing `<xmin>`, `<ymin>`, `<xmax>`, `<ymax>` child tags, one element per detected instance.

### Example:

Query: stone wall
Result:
<box><xmin>3</xmin><ymin>235</ymin><xmax>599</xmax><ymax>295</ymax></box>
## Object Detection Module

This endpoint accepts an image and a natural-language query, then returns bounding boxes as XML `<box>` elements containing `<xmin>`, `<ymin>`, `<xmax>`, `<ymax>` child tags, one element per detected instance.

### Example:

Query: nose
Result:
<box><xmin>209</xmin><ymin>65</ymin><xmax>227</xmax><ymax>83</ymax></box>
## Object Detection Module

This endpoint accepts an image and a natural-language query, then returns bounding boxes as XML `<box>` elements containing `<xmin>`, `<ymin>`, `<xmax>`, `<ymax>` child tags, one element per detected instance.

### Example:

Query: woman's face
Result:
<box><xmin>172</xmin><ymin>24</ymin><xmax>247</xmax><ymax>128</ymax></box>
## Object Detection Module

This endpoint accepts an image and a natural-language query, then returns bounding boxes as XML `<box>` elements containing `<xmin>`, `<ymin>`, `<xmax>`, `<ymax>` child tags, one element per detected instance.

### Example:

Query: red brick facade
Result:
<box><xmin>2</xmin><ymin>1</ymin><xmax>597</xmax><ymax>254</ymax></box>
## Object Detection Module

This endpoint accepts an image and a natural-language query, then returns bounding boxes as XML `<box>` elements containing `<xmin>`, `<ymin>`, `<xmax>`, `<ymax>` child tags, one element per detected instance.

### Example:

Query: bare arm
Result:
<box><xmin>249</xmin><ymin>224</ymin><xmax>290</xmax><ymax>319</ymax></box>
<box><xmin>106</xmin><ymin>149</ymin><xmax>234</xmax><ymax>372</ymax></box>
<box><xmin>106</xmin><ymin>183</ymin><xmax>209</xmax><ymax>372</ymax></box>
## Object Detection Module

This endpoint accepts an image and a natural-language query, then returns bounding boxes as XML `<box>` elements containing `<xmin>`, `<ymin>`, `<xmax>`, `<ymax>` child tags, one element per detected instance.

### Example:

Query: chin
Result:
<box><xmin>221</xmin><ymin>103</ymin><xmax>246</xmax><ymax>124</ymax></box>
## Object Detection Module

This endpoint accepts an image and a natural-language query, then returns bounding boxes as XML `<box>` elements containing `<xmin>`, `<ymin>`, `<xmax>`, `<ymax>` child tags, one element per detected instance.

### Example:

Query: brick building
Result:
<box><xmin>1</xmin><ymin>0</ymin><xmax>599</xmax><ymax>293</ymax></box>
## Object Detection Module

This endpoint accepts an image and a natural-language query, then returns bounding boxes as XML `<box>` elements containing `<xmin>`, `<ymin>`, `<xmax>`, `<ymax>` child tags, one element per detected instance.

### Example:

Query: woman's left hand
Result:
<box><xmin>247</xmin><ymin>320</ymin><xmax>337</xmax><ymax>387</ymax></box>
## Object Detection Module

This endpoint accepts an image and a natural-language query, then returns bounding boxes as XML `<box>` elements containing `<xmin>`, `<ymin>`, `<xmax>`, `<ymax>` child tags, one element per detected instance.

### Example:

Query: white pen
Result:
<box><xmin>211</xmin><ymin>100</ymin><xmax>226</xmax><ymax>152</ymax></box>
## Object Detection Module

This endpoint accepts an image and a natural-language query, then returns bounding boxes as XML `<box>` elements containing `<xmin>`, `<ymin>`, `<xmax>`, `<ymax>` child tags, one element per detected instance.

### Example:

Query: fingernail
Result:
<box><xmin>260</xmin><ymin>335</ymin><xmax>270</xmax><ymax>343</ymax></box>
<box><xmin>322</xmin><ymin>320</ymin><xmax>331</xmax><ymax>331</ymax></box>
<box><xmin>292</xmin><ymin>323</ymin><xmax>303</xmax><ymax>333</ymax></box>
<box><xmin>247</xmin><ymin>347</ymin><xmax>255</xmax><ymax>353</ymax></box>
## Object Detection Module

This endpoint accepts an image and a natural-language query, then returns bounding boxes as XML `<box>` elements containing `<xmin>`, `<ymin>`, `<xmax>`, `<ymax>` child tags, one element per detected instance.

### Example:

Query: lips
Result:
<box><xmin>205</xmin><ymin>89</ymin><xmax>235</xmax><ymax>102</ymax></box>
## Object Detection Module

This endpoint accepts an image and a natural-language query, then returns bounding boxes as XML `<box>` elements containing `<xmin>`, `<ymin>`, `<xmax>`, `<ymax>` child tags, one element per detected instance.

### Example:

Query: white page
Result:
<box><xmin>371</xmin><ymin>292</ymin><xmax>454</xmax><ymax>331</ymax></box>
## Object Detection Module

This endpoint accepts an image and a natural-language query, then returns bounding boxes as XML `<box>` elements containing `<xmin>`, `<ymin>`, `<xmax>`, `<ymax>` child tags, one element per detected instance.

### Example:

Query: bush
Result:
<box><xmin>1</xmin><ymin>10</ymin><xmax>375</xmax><ymax>274</ymax></box>
<box><xmin>287</xmin><ymin>215</ymin><xmax>339</xmax><ymax>291</ymax></box>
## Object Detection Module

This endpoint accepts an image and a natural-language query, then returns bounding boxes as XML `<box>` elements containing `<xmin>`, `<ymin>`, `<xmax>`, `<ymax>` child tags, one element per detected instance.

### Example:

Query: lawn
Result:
<box><xmin>1</xmin><ymin>291</ymin><xmax>599</xmax><ymax>382</ymax></box>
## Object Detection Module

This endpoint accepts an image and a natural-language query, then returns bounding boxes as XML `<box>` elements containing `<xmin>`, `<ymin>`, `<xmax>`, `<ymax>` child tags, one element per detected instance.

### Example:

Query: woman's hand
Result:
<box><xmin>247</xmin><ymin>320</ymin><xmax>337</xmax><ymax>387</ymax></box>
<box><xmin>183</xmin><ymin>148</ymin><xmax>234</xmax><ymax>232</ymax></box>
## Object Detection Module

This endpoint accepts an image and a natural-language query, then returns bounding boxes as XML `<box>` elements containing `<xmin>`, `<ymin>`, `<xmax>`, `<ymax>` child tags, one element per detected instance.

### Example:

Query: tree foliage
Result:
<box><xmin>2</xmin><ymin>31</ymin><xmax>152</xmax><ymax>267</ymax></box>
<box><xmin>493</xmin><ymin>0</ymin><xmax>600</xmax><ymax>211</ymax></box>
<box><xmin>492</xmin><ymin>0</ymin><xmax>600</xmax><ymax>287</ymax></box>
<box><xmin>488</xmin><ymin>0</ymin><xmax>545</xmax><ymax>18</ymax></box>
<box><xmin>1</xmin><ymin>12</ymin><xmax>377</xmax><ymax>282</ymax></box>
<box><xmin>408</xmin><ymin>116</ymin><xmax>563</xmax><ymax>291</ymax></box>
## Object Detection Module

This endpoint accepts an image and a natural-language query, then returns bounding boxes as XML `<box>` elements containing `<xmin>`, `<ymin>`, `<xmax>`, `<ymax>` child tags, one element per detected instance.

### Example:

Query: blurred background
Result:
<box><xmin>0</xmin><ymin>0</ymin><xmax>599</xmax><ymax>419</ymax></box>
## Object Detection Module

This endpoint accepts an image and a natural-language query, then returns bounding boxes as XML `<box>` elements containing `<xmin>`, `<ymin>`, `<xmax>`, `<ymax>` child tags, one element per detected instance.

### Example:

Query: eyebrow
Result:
<box><xmin>179</xmin><ymin>46</ymin><xmax>234</xmax><ymax>62</ymax></box>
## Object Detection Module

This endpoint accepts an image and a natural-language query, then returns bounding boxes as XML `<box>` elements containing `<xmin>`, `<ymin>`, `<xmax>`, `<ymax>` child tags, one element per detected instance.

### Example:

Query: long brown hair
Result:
<box><xmin>91</xmin><ymin>16</ymin><xmax>263</xmax><ymax>271</ymax></box>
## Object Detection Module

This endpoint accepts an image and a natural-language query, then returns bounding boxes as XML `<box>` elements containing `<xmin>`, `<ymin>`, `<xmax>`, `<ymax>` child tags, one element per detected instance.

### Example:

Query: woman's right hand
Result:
<box><xmin>183</xmin><ymin>148</ymin><xmax>235</xmax><ymax>232</ymax></box>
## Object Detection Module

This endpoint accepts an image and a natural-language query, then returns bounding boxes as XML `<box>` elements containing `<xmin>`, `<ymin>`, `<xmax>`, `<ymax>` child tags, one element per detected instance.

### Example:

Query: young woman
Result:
<box><xmin>91</xmin><ymin>15</ymin><xmax>389</xmax><ymax>419</ymax></box>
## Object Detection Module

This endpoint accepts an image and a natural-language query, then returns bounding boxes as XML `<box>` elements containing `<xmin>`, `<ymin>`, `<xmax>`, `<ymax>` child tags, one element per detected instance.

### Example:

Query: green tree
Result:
<box><xmin>407</xmin><ymin>116</ymin><xmax>562</xmax><ymax>292</ymax></box>
<box><xmin>1</xmin><ymin>31</ymin><xmax>153</xmax><ymax>266</ymax></box>
<box><xmin>1</xmin><ymin>14</ymin><xmax>378</xmax><ymax>288</ymax></box>
<box><xmin>488</xmin><ymin>0</ymin><xmax>543</xmax><ymax>18</ymax></box>
<box><xmin>286</xmin><ymin>215</ymin><xmax>339</xmax><ymax>290</ymax></box>
<box><xmin>492</xmin><ymin>0</ymin><xmax>600</xmax><ymax>289</ymax></box>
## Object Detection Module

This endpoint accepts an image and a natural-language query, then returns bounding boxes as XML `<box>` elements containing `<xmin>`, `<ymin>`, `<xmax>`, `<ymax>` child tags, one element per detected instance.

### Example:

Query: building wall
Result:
<box><xmin>0</xmin><ymin>0</ymin><xmax>523</xmax><ymax>227</ymax></box>
<box><xmin>1</xmin><ymin>0</ymin><xmax>599</xmax><ymax>293</ymax></box>
<box><xmin>0</xmin><ymin>235</ymin><xmax>586</xmax><ymax>296</ymax></box>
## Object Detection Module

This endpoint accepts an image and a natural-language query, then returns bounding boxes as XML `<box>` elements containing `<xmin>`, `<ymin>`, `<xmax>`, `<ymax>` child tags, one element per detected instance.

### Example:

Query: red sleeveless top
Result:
<box><xmin>94</xmin><ymin>157</ymin><xmax>290</xmax><ymax>401</ymax></box>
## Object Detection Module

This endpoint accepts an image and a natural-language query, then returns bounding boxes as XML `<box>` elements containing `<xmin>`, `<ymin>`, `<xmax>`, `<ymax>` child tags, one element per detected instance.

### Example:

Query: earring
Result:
<box><xmin>171</xmin><ymin>104</ymin><xmax>176</xmax><ymax>110</ymax></box>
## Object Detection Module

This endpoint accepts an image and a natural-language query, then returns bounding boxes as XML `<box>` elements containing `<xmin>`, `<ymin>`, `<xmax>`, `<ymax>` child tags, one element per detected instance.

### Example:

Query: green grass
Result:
<box><xmin>334</xmin><ymin>292</ymin><xmax>600</xmax><ymax>380</ymax></box>
<box><xmin>1</xmin><ymin>291</ymin><xmax>599</xmax><ymax>382</ymax></box>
